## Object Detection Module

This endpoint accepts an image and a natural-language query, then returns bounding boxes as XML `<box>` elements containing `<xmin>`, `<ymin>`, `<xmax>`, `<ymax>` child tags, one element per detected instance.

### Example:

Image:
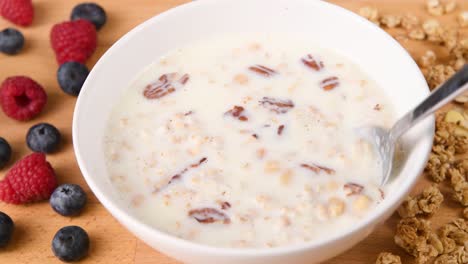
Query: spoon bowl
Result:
<box><xmin>362</xmin><ymin>64</ymin><xmax>468</xmax><ymax>186</ymax></box>
<box><xmin>358</xmin><ymin>126</ymin><xmax>394</xmax><ymax>185</ymax></box>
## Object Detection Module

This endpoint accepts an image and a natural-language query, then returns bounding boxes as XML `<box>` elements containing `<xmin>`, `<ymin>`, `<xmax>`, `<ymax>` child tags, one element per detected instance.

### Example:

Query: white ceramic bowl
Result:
<box><xmin>73</xmin><ymin>0</ymin><xmax>434</xmax><ymax>263</ymax></box>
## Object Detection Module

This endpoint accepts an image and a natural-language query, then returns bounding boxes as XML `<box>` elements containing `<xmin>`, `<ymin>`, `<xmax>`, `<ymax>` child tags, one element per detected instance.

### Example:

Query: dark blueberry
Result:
<box><xmin>0</xmin><ymin>137</ymin><xmax>12</xmax><ymax>169</ymax></box>
<box><xmin>0</xmin><ymin>28</ymin><xmax>24</xmax><ymax>55</ymax></box>
<box><xmin>0</xmin><ymin>211</ymin><xmax>14</xmax><ymax>248</ymax></box>
<box><xmin>50</xmin><ymin>184</ymin><xmax>87</xmax><ymax>216</ymax></box>
<box><xmin>71</xmin><ymin>3</ymin><xmax>107</xmax><ymax>30</ymax></box>
<box><xmin>26</xmin><ymin>123</ymin><xmax>61</xmax><ymax>153</ymax></box>
<box><xmin>57</xmin><ymin>62</ymin><xmax>89</xmax><ymax>96</ymax></box>
<box><xmin>52</xmin><ymin>226</ymin><xmax>89</xmax><ymax>262</ymax></box>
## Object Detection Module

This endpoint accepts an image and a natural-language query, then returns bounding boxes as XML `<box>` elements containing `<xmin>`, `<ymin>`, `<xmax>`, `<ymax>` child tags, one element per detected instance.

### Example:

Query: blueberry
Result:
<box><xmin>71</xmin><ymin>3</ymin><xmax>107</xmax><ymax>30</ymax></box>
<box><xmin>26</xmin><ymin>123</ymin><xmax>61</xmax><ymax>153</ymax></box>
<box><xmin>50</xmin><ymin>184</ymin><xmax>87</xmax><ymax>216</ymax></box>
<box><xmin>57</xmin><ymin>62</ymin><xmax>89</xmax><ymax>96</ymax></box>
<box><xmin>0</xmin><ymin>28</ymin><xmax>24</xmax><ymax>55</ymax></box>
<box><xmin>0</xmin><ymin>137</ymin><xmax>12</xmax><ymax>169</ymax></box>
<box><xmin>52</xmin><ymin>226</ymin><xmax>89</xmax><ymax>262</ymax></box>
<box><xmin>0</xmin><ymin>211</ymin><xmax>14</xmax><ymax>248</ymax></box>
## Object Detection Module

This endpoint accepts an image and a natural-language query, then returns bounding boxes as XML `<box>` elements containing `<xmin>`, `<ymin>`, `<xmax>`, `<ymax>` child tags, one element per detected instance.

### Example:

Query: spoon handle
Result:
<box><xmin>389</xmin><ymin>64</ymin><xmax>468</xmax><ymax>142</ymax></box>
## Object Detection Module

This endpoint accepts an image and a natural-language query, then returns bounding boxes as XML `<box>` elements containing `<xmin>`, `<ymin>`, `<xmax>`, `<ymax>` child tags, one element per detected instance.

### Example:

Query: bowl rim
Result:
<box><xmin>73</xmin><ymin>0</ymin><xmax>434</xmax><ymax>257</ymax></box>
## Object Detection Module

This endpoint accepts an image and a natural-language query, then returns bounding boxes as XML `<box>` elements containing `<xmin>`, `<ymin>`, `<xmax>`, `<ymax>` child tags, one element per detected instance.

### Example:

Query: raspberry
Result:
<box><xmin>0</xmin><ymin>76</ymin><xmax>47</xmax><ymax>121</ymax></box>
<box><xmin>50</xmin><ymin>19</ymin><xmax>97</xmax><ymax>65</ymax></box>
<box><xmin>0</xmin><ymin>0</ymin><xmax>34</xmax><ymax>26</ymax></box>
<box><xmin>0</xmin><ymin>153</ymin><xmax>57</xmax><ymax>204</ymax></box>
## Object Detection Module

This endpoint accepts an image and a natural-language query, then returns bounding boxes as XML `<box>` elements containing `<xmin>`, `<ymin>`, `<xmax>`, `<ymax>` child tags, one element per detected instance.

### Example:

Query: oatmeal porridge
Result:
<box><xmin>104</xmin><ymin>34</ymin><xmax>396</xmax><ymax>248</ymax></box>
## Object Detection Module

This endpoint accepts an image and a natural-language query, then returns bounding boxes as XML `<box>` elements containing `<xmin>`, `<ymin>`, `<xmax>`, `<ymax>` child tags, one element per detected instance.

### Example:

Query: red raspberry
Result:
<box><xmin>50</xmin><ymin>19</ymin><xmax>97</xmax><ymax>65</ymax></box>
<box><xmin>0</xmin><ymin>76</ymin><xmax>47</xmax><ymax>121</ymax></box>
<box><xmin>0</xmin><ymin>153</ymin><xmax>57</xmax><ymax>204</ymax></box>
<box><xmin>0</xmin><ymin>0</ymin><xmax>34</xmax><ymax>26</ymax></box>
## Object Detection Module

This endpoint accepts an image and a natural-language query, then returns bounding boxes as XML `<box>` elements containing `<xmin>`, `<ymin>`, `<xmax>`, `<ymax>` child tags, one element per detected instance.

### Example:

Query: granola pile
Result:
<box><xmin>393</xmin><ymin>216</ymin><xmax>468</xmax><ymax>263</ymax></box>
<box><xmin>360</xmin><ymin>1</ymin><xmax>468</xmax><ymax>263</ymax></box>
<box><xmin>358</xmin><ymin>0</ymin><xmax>468</xmax><ymax>90</ymax></box>
<box><xmin>393</xmin><ymin>108</ymin><xmax>467</xmax><ymax>263</ymax></box>
<box><xmin>388</xmin><ymin>112</ymin><xmax>467</xmax><ymax>263</ymax></box>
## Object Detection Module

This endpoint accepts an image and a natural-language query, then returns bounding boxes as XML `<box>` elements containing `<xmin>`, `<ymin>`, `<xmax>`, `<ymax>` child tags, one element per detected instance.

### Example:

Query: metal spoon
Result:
<box><xmin>360</xmin><ymin>64</ymin><xmax>468</xmax><ymax>186</ymax></box>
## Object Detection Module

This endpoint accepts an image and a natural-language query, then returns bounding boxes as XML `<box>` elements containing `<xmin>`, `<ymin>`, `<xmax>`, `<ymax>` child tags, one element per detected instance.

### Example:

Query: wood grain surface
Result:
<box><xmin>0</xmin><ymin>0</ymin><xmax>466</xmax><ymax>263</ymax></box>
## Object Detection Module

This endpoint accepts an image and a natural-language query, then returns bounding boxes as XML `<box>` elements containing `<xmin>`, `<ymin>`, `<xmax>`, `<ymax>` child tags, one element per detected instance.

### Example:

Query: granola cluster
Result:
<box><xmin>426</xmin><ymin>0</ymin><xmax>457</xmax><ymax>16</ymax></box>
<box><xmin>426</xmin><ymin>113</ymin><xmax>467</xmax><ymax>184</ymax></box>
<box><xmin>440</xmin><ymin>219</ymin><xmax>467</xmax><ymax>249</ymax></box>
<box><xmin>358</xmin><ymin>6</ymin><xmax>380</xmax><ymax>25</ymax></box>
<box><xmin>397</xmin><ymin>185</ymin><xmax>444</xmax><ymax>218</ymax></box>
<box><xmin>419</xmin><ymin>50</ymin><xmax>437</xmax><ymax>68</ymax></box>
<box><xmin>450</xmin><ymin>164</ymin><xmax>468</xmax><ymax>206</ymax></box>
<box><xmin>425</xmin><ymin>64</ymin><xmax>457</xmax><ymax>89</ymax></box>
<box><xmin>394</xmin><ymin>217</ymin><xmax>442</xmax><ymax>263</ymax></box>
<box><xmin>451</xmin><ymin>38</ymin><xmax>468</xmax><ymax>70</ymax></box>
<box><xmin>434</xmin><ymin>246</ymin><xmax>468</xmax><ymax>264</ymax></box>
<box><xmin>419</xmin><ymin>20</ymin><xmax>466</xmax><ymax>88</ymax></box>
<box><xmin>375</xmin><ymin>252</ymin><xmax>402</xmax><ymax>264</ymax></box>
<box><xmin>380</xmin><ymin>14</ymin><xmax>401</xmax><ymax>28</ymax></box>
<box><xmin>434</xmin><ymin>219</ymin><xmax>468</xmax><ymax>263</ymax></box>
<box><xmin>401</xmin><ymin>13</ymin><xmax>420</xmax><ymax>30</ymax></box>
<box><xmin>426</xmin><ymin>114</ymin><xmax>468</xmax><ymax>210</ymax></box>
<box><xmin>459</xmin><ymin>11</ymin><xmax>468</xmax><ymax>27</ymax></box>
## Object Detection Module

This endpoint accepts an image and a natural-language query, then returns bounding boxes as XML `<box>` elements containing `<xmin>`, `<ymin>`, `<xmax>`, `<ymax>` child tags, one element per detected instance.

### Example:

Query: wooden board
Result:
<box><xmin>0</xmin><ymin>0</ymin><xmax>466</xmax><ymax>263</ymax></box>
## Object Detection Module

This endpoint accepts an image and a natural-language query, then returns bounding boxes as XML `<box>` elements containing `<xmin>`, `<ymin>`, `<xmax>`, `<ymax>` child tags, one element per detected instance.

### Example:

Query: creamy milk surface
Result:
<box><xmin>104</xmin><ymin>33</ymin><xmax>395</xmax><ymax>248</ymax></box>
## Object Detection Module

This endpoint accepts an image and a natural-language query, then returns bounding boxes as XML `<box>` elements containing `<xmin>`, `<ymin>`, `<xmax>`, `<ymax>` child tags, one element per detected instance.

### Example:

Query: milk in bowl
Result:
<box><xmin>103</xmin><ymin>33</ymin><xmax>396</xmax><ymax>249</ymax></box>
